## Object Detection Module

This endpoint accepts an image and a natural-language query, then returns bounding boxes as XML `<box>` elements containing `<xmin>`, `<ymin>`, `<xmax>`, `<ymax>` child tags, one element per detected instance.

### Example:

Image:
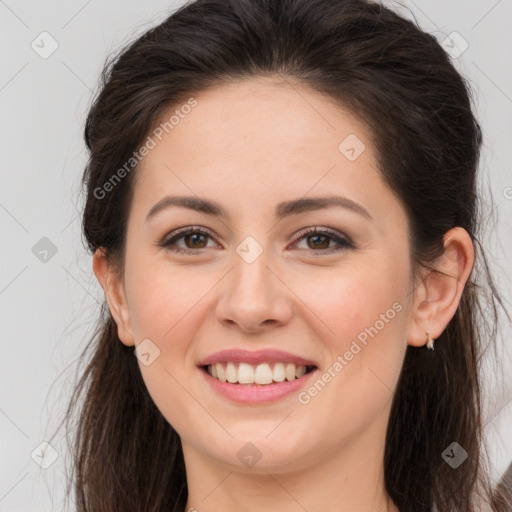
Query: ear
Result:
<box><xmin>407</xmin><ymin>227</ymin><xmax>475</xmax><ymax>348</ymax></box>
<box><xmin>92</xmin><ymin>247</ymin><xmax>135</xmax><ymax>347</ymax></box>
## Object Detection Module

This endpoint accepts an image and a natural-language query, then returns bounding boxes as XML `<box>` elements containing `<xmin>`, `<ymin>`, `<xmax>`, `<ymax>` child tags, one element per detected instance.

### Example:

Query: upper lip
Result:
<box><xmin>198</xmin><ymin>349</ymin><xmax>319</xmax><ymax>367</ymax></box>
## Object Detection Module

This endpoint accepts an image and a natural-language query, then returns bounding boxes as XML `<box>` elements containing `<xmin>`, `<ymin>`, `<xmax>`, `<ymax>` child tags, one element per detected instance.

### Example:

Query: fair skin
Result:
<box><xmin>93</xmin><ymin>77</ymin><xmax>474</xmax><ymax>512</ymax></box>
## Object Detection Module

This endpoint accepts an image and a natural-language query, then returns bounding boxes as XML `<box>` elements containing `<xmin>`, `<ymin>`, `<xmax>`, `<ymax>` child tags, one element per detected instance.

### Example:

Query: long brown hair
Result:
<box><xmin>55</xmin><ymin>0</ymin><xmax>511</xmax><ymax>510</ymax></box>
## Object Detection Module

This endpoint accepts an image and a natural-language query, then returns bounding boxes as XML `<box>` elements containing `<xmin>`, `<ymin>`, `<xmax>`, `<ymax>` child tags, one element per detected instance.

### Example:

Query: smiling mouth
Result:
<box><xmin>203</xmin><ymin>362</ymin><xmax>317</xmax><ymax>385</ymax></box>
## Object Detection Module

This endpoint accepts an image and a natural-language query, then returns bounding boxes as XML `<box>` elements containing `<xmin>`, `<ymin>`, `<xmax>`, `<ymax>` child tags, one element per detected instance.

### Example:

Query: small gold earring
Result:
<box><xmin>426</xmin><ymin>331</ymin><xmax>435</xmax><ymax>351</ymax></box>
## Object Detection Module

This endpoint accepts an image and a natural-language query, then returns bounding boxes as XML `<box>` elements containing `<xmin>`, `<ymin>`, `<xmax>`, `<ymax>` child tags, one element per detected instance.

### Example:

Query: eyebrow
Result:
<box><xmin>145</xmin><ymin>194</ymin><xmax>372</xmax><ymax>222</ymax></box>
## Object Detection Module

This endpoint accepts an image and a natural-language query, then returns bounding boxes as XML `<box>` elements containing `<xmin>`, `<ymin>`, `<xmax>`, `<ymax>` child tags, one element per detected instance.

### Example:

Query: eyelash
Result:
<box><xmin>159</xmin><ymin>225</ymin><xmax>355</xmax><ymax>255</ymax></box>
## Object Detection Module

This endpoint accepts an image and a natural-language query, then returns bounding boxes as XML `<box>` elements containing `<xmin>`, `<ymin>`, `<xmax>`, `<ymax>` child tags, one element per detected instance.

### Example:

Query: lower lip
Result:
<box><xmin>201</xmin><ymin>367</ymin><xmax>318</xmax><ymax>404</ymax></box>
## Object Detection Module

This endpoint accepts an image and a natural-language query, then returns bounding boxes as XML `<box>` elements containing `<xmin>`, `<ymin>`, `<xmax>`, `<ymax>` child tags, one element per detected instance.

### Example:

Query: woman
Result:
<box><xmin>61</xmin><ymin>0</ymin><xmax>511</xmax><ymax>510</ymax></box>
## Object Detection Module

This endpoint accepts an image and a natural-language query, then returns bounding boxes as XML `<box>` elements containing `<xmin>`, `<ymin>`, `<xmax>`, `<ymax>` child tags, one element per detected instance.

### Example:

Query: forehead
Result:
<box><xmin>137</xmin><ymin>78</ymin><xmax>371</xmax><ymax>175</ymax></box>
<box><xmin>149</xmin><ymin>77</ymin><xmax>370</xmax><ymax>159</ymax></box>
<box><xmin>129</xmin><ymin>77</ymin><xmax>403</xmax><ymax>231</ymax></box>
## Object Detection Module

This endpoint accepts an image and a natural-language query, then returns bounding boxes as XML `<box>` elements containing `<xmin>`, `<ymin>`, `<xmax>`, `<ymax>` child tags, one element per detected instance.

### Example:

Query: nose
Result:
<box><xmin>215</xmin><ymin>248</ymin><xmax>293</xmax><ymax>333</ymax></box>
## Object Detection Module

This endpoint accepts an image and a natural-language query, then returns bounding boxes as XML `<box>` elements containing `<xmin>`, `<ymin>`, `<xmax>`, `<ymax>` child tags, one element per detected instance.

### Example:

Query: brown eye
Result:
<box><xmin>160</xmin><ymin>227</ymin><xmax>218</xmax><ymax>253</ymax></box>
<box><xmin>292</xmin><ymin>227</ymin><xmax>354</xmax><ymax>253</ymax></box>
<box><xmin>183</xmin><ymin>232</ymin><xmax>208</xmax><ymax>249</ymax></box>
<box><xmin>306</xmin><ymin>233</ymin><xmax>331</xmax><ymax>250</ymax></box>
<box><xmin>160</xmin><ymin>226</ymin><xmax>354</xmax><ymax>255</ymax></box>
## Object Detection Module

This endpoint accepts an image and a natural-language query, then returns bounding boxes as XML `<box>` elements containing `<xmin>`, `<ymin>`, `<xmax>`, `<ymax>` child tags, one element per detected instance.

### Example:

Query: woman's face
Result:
<box><xmin>106</xmin><ymin>77</ymin><xmax>418</xmax><ymax>473</ymax></box>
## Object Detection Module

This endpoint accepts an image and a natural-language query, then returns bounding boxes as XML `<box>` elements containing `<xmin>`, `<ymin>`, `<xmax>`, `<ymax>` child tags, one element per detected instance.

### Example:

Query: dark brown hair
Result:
<box><xmin>56</xmin><ymin>0</ymin><xmax>511</xmax><ymax>510</ymax></box>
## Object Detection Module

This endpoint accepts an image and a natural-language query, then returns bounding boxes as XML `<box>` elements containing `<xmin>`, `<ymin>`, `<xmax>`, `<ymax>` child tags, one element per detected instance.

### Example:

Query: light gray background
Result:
<box><xmin>1</xmin><ymin>1</ymin><xmax>511</xmax><ymax>510</ymax></box>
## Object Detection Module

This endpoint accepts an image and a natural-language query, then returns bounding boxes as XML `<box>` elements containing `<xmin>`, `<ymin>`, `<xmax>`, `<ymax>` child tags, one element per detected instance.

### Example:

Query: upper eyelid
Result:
<box><xmin>162</xmin><ymin>225</ymin><xmax>218</xmax><ymax>243</ymax></box>
<box><xmin>293</xmin><ymin>226</ymin><xmax>348</xmax><ymax>240</ymax></box>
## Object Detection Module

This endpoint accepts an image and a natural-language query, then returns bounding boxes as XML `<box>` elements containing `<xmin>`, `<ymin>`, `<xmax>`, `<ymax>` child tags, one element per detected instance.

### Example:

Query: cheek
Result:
<box><xmin>123</xmin><ymin>259</ymin><xmax>215</xmax><ymax>433</ymax></box>
<box><xmin>125</xmin><ymin>257</ymin><xmax>205</xmax><ymax>344</ymax></box>
<box><xmin>292</xmin><ymin>263</ymin><xmax>408</xmax><ymax>388</ymax></box>
<box><xmin>296</xmin><ymin>263</ymin><xmax>406</xmax><ymax>339</ymax></box>
<box><xmin>288</xmin><ymin>270</ymin><xmax>407</xmax><ymax>441</ymax></box>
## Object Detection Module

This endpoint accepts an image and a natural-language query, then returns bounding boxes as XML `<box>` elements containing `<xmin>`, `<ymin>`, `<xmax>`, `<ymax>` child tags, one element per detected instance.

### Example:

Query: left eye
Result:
<box><xmin>291</xmin><ymin>227</ymin><xmax>354</xmax><ymax>253</ymax></box>
<box><xmin>159</xmin><ymin>226</ymin><xmax>354</xmax><ymax>254</ymax></box>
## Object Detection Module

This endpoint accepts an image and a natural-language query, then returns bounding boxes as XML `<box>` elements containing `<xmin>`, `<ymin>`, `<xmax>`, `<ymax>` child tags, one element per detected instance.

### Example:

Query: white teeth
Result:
<box><xmin>216</xmin><ymin>363</ymin><xmax>226</xmax><ymax>382</ymax></box>
<box><xmin>254</xmin><ymin>363</ymin><xmax>273</xmax><ymax>384</ymax></box>
<box><xmin>238</xmin><ymin>362</ymin><xmax>255</xmax><ymax>384</ymax></box>
<box><xmin>207</xmin><ymin>362</ymin><xmax>311</xmax><ymax>385</ymax></box>
<box><xmin>285</xmin><ymin>363</ymin><xmax>296</xmax><ymax>381</ymax></box>
<box><xmin>272</xmin><ymin>362</ymin><xmax>286</xmax><ymax>382</ymax></box>
<box><xmin>295</xmin><ymin>365</ymin><xmax>306</xmax><ymax>378</ymax></box>
<box><xmin>226</xmin><ymin>362</ymin><xmax>238</xmax><ymax>383</ymax></box>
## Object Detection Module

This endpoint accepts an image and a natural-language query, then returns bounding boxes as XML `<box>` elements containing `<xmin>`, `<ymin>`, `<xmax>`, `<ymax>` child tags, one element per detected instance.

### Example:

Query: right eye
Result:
<box><xmin>159</xmin><ymin>226</ymin><xmax>220</xmax><ymax>254</ymax></box>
